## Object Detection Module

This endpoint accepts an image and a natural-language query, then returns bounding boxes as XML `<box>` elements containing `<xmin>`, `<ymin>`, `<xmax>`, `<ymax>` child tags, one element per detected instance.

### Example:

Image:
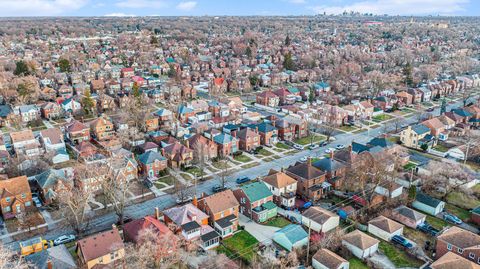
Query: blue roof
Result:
<box><xmin>411</xmin><ymin>124</ymin><xmax>430</xmax><ymax>135</ymax></box>
<box><xmin>178</xmin><ymin>105</ymin><xmax>193</xmax><ymax>114</ymax></box>
<box><xmin>223</xmin><ymin>124</ymin><xmax>238</xmax><ymax>131</ymax></box>
<box><xmin>241</xmin><ymin>181</ymin><xmax>272</xmax><ymax>202</ymax></box>
<box><xmin>249</xmin><ymin>122</ymin><xmax>276</xmax><ymax>133</ymax></box>
<box><xmin>368</xmin><ymin>137</ymin><xmax>394</xmax><ymax>148</ymax></box>
<box><xmin>0</xmin><ymin>105</ymin><xmax>12</xmax><ymax>117</ymax></box>
<box><xmin>288</xmin><ymin>87</ymin><xmax>300</xmax><ymax>94</ymax></box>
<box><xmin>138</xmin><ymin>151</ymin><xmax>166</xmax><ymax>164</ymax></box>
<box><xmin>312</xmin><ymin>157</ymin><xmax>345</xmax><ymax>172</ymax></box>
<box><xmin>315</xmin><ymin>81</ymin><xmax>330</xmax><ymax>89</ymax></box>
<box><xmin>352</xmin><ymin>142</ymin><xmax>371</xmax><ymax>153</ymax></box>
<box><xmin>452</xmin><ymin>108</ymin><xmax>473</xmax><ymax>118</ymax></box>
<box><xmin>275</xmin><ymin>224</ymin><xmax>308</xmax><ymax>244</ymax></box>
<box><xmin>469</xmin><ymin>118</ymin><xmax>480</xmax><ymax>123</ymax></box>
<box><xmin>213</xmin><ymin>133</ymin><xmax>235</xmax><ymax>144</ymax></box>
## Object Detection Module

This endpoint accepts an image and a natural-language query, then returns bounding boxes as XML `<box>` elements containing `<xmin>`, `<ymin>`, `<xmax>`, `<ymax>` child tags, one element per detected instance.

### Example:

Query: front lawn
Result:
<box><xmin>234</xmin><ymin>154</ymin><xmax>253</xmax><ymax>163</ymax></box>
<box><xmin>379</xmin><ymin>241</ymin><xmax>423</xmax><ymax>268</ymax></box>
<box><xmin>217</xmin><ymin>230</ymin><xmax>258</xmax><ymax>263</ymax></box>
<box><xmin>241</xmin><ymin>162</ymin><xmax>260</xmax><ymax>169</ymax></box>
<box><xmin>275</xmin><ymin>142</ymin><xmax>291</xmax><ymax>150</ymax></box>
<box><xmin>295</xmin><ymin>134</ymin><xmax>326</xmax><ymax>145</ymax></box>
<box><xmin>372</xmin><ymin>114</ymin><xmax>394</xmax><ymax>122</ymax></box>
<box><xmin>182</xmin><ymin>166</ymin><xmax>207</xmax><ymax>177</ymax></box>
<box><xmin>426</xmin><ymin>215</ymin><xmax>448</xmax><ymax>230</ymax></box>
<box><xmin>180</xmin><ymin>173</ymin><xmax>193</xmax><ymax>181</ymax></box>
<box><xmin>403</xmin><ymin>162</ymin><xmax>417</xmax><ymax>171</ymax></box>
<box><xmin>256</xmin><ymin>148</ymin><xmax>273</xmax><ymax>156</ymax></box>
<box><xmin>156</xmin><ymin>175</ymin><xmax>176</xmax><ymax>186</ymax></box>
<box><xmin>338</xmin><ymin>125</ymin><xmax>358</xmax><ymax>132</ymax></box>
<box><xmin>433</xmin><ymin>144</ymin><xmax>450</xmax><ymax>153</ymax></box>
<box><xmin>349</xmin><ymin>258</ymin><xmax>369</xmax><ymax>269</ymax></box>
<box><xmin>211</xmin><ymin>160</ymin><xmax>230</xmax><ymax>170</ymax></box>
<box><xmin>262</xmin><ymin>217</ymin><xmax>291</xmax><ymax>228</ymax></box>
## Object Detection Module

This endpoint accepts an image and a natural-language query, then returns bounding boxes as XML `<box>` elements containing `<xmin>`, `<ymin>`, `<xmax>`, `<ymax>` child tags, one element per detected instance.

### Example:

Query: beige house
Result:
<box><xmin>400</xmin><ymin>124</ymin><xmax>435</xmax><ymax>149</ymax></box>
<box><xmin>76</xmin><ymin>226</ymin><xmax>125</xmax><ymax>269</ymax></box>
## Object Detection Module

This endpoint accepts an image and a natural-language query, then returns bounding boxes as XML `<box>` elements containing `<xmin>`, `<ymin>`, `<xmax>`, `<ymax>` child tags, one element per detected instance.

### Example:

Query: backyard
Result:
<box><xmin>349</xmin><ymin>257</ymin><xmax>369</xmax><ymax>269</ymax></box>
<box><xmin>294</xmin><ymin>134</ymin><xmax>326</xmax><ymax>145</ymax></box>
<box><xmin>217</xmin><ymin>230</ymin><xmax>258</xmax><ymax>264</ymax></box>
<box><xmin>446</xmin><ymin>191</ymin><xmax>479</xmax><ymax>210</ymax></box>
<box><xmin>262</xmin><ymin>217</ymin><xmax>291</xmax><ymax>228</ymax></box>
<box><xmin>378</xmin><ymin>241</ymin><xmax>423</xmax><ymax>268</ymax></box>
<box><xmin>426</xmin><ymin>215</ymin><xmax>448</xmax><ymax>230</ymax></box>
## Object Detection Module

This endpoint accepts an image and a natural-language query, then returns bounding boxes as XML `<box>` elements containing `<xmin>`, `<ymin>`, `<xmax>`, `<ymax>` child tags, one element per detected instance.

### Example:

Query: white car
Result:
<box><xmin>54</xmin><ymin>234</ymin><xmax>76</xmax><ymax>246</ymax></box>
<box><xmin>176</xmin><ymin>196</ymin><xmax>193</xmax><ymax>204</ymax></box>
<box><xmin>32</xmin><ymin>196</ymin><xmax>42</xmax><ymax>208</ymax></box>
<box><xmin>299</xmin><ymin>156</ymin><xmax>308</xmax><ymax>162</ymax></box>
<box><xmin>293</xmin><ymin>144</ymin><xmax>303</xmax><ymax>150</ymax></box>
<box><xmin>309</xmin><ymin>144</ymin><xmax>319</xmax><ymax>150</ymax></box>
<box><xmin>325</xmin><ymin>148</ymin><xmax>336</xmax><ymax>154</ymax></box>
<box><xmin>335</xmin><ymin>144</ymin><xmax>345</xmax><ymax>150</ymax></box>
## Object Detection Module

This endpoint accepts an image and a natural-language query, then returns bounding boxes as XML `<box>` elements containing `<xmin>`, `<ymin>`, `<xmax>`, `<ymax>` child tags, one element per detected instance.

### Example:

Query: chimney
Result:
<box><xmin>185</xmin><ymin>139</ymin><xmax>190</xmax><ymax>149</ymax></box>
<box><xmin>112</xmin><ymin>224</ymin><xmax>117</xmax><ymax>230</ymax></box>
<box><xmin>47</xmin><ymin>260</ymin><xmax>53</xmax><ymax>269</ymax></box>
<box><xmin>201</xmin><ymin>192</ymin><xmax>207</xmax><ymax>198</ymax></box>
<box><xmin>154</xmin><ymin>207</ymin><xmax>160</xmax><ymax>219</ymax></box>
<box><xmin>232</xmin><ymin>130</ymin><xmax>237</xmax><ymax>138</ymax></box>
<box><xmin>192</xmin><ymin>195</ymin><xmax>198</xmax><ymax>207</ymax></box>
<box><xmin>307</xmin><ymin>157</ymin><xmax>312</xmax><ymax>166</ymax></box>
<box><xmin>161</xmin><ymin>148</ymin><xmax>165</xmax><ymax>156</ymax></box>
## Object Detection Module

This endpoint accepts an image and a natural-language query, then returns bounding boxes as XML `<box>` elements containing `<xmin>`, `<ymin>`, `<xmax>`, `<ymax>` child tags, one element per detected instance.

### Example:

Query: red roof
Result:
<box><xmin>123</xmin><ymin>216</ymin><xmax>175</xmax><ymax>243</ymax></box>
<box><xmin>214</xmin><ymin>78</ymin><xmax>225</xmax><ymax>86</ymax></box>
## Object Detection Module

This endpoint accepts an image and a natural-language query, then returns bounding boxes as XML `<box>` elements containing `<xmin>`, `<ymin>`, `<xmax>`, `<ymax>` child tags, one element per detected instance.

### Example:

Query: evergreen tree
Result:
<box><xmin>283</xmin><ymin>52</ymin><xmax>295</xmax><ymax>71</ymax></box>
<box><xmin>132</xmin><ymin>82</ymin><xmax>141</xmax><ymax>99</ymax></box>
<box><xmin>403</xmin><ymin>62</ymin><xmax>414</xmax><ymax>87</ymax></box>
<box><xmin>285</xmin><ymin>35</ymin><xmax>291</xmax><ymax>46</ymax></box>
<box><xmin>81</xmin><ymin>90</ymin><xmax>95</xmax><ymax>115</ymax></box>
<box><xmin>150</xmin><ymin>35</ymin><xmax>158</xmax><ymax>45</ymax></box>
<box><xmin>58</xmin><ymin>58</ymin><xmax>71</xmax><ymax>73</ymax></box>
<box><xmin>245</xmin><ymin>46</ymin><xmax>252</xmax><ymax>58</ymax></box>
<box><xmin>14</xmin><ymin>61</ymin><xmax>30</xmax><ymax>76</ymax></box>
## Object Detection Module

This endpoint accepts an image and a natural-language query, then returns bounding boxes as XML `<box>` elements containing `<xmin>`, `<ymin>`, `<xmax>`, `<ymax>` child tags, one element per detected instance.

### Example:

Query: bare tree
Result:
<box><xmin>17</xmin><ymin>211</ymin><xmax>39</xmax><ymax>234</ymax></box>
<box><xmin>391</xmin><ymin>116</ymin><xmax>406</xmax><ymax>133</ymax></box>
<box><xmin>57</xmin><ymin>186</ymin><xmax>93</xmax><ymax>237</ymax></box>
<box><xmin>192</xmin><ymin>142</ymin><xmax>207</xmax><ymax>181</ymax></box>
<box><xmin>175</xmin><ymin>182</ymin><xmax>193</xmax><ymax>203</ymax></box>
<box><xmin>421</xmin><ymin>160</ymin><xmax>474</xmax><ymax>200</ymax></box>
<box><xmin>217</xmin><ymin>157</ymin><xmax>230</xmax><ymax>188</ymax></box>
<box><xmin>0</xmin><ymin>243</ymin><xmax>30</xmax><ymax>269</ymax></box>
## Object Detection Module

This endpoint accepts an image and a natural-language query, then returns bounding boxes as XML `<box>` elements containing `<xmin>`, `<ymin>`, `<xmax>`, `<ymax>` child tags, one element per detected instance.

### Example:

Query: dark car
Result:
<box><xmin>320</xmin><ymin>141</ymin><xmax>328</xmax><ymax>147</ymax></box>
<box><xmin>391</xmin><ymin>235</ymin><xmax>413</xmax><ymax>249</ymax></box>
<box><xmin>212</xmin><ymin>185</ymin><xmax>227</xmax><ymax>193</ymax></box>
<box><xmin>417</xmin><ymin>222</ymin><xmax>439</xmax><ymax>237</ymax></box>
<box><xmin>426</xmin><ymin>107</ymin><xmax>435</xmax><ymax>112</ymax></box>
<box><xmin>143</xmin><ymin>179</ymin><xmax>153</xmax><ymax>188</ymax></box>
<box><xmin>117</xmin><ymin>216</ymin><xmax>133</xmax><ymax>225</ymax></box>
<box><xmin>236</xmin><ymin>177</ymin><xmax>251</xmax><ymax>184</ymax></box>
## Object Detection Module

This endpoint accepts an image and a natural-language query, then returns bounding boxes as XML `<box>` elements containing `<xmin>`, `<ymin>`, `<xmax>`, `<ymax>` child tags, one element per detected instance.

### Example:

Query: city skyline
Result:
<box><xmin>0</xmin><ymin>0</ymin><xmax>478</xmax><ymax>17</ymax></box>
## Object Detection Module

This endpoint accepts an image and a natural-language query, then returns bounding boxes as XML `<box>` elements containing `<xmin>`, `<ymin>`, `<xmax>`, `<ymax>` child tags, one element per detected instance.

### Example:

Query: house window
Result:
<box><xmin>4</xmin><ymin>206</ymin><xmax>10</xmax><ymax>212</ymax></box>
<box><xmin>458</xmin><ymin>248</ymin><xmax>464</xmax><ymax>254</ymax></box>
<box><xmin>99</xmin><ymin>257</ymin><xmax>103</xmax><ymax>263</ymax></box>
<box><xmin>21</xmin><ymin>193</ymin><xmax>26</xmax><ymax>199</ymax></box>
<box><xmin>5</xmin><ymin>197</ymin><xmax>10</xmax><ymax>203</ymax></box>
<box><xmin>110</xmin><ymin>253</ymin><xmax>115</xmax><ymax>260</ymax></box>
<box><xmin>25</xmin><ymin>201</ymin><xmax>31</xmax><ymax>207</ymax></box>
<box><xmin>469</xmin><ymin>253</ymin><xmax>475</xmax><ymax>259</ymax></box>
<box><xmin>447</xmin><ymin>244</ymin><xmax>452</xmax><ymax>250</ymax></box>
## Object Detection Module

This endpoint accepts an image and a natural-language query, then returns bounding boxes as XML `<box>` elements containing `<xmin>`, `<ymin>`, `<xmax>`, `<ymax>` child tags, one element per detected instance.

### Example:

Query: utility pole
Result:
<box><xmin>306</xmin><ymin>219</ymin><xmax>312</xmax><ymax>266</ymax></box>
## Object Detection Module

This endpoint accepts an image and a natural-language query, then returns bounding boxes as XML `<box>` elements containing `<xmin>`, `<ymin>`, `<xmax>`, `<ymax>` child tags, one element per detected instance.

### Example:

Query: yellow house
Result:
<box><xmin>19</xmin><ymin>237</ymin><xmax>52</xmax><ymax>256</ymax></box>
<box><xmin>400</xmin><ymin>124</ymin><xmax>435</xmax><ymax>149</ymax></box>
<box><xmin>76</xmin><ymin>226</ymin><xmax>125</xmax><ymax>269</ymax></box>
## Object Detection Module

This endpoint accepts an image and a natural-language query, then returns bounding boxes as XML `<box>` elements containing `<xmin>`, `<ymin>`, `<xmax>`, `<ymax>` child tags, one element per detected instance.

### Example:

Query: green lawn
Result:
<box><xmin>445</xmin><ymin>203</ymin><xmax>472</xmax><ymax>221</ymax></box>
<box><xmin>295</xmin><ymin>134</ymin><xmax>326</xmax><ymax>145</ymax></box>
<box><xmin>446</xmin><ymin>191</ymin><xmax>479</xmax><ymax>210</ymax></box>
<box><xmin>241</xmin><ymin>162</ymin><xmax>260</xmax><ymax>169</ymax></box>
<box><xmin>217</xmin><ymin>231</ymin><xmax>258</xmax><ymax>263</ymax></box>
<box><xmin>182</xmin><ymin>166</ymin><xmax>207</xmax><ymax>176</ymax></box>
<box><xmin>473</xmin><ymin>184</ymin><xmax>480</xmax><ymax>195</ymax></box>
<box><xmin>372</xmin><ymin>114</ymin><xmax>394</xmax><ymax>122</ymax></box>
<box><xmin>155</xmin><ymin>175</ymin><xmax>176</xmax><ymax>186</ymax></box>
<box><xmin>433</xmin><ymin>144</ymin><xmax>450</xmax><ymax>153</ymax></box>
<box><xmin>403</xmin><ymin>162</ymin><xmax>417</xmax><ymax>171</ymax></box>
<box><xmin>212</xmin><ymin>161</ymin><xmax>230</xmax><ymax>170</ymax></box>
<box><xmin>338</xmin><ymin>125</ymin><xmax>358</xmax><ymax>132</ymax></box>
<box><xmin>275</xmin><ymin>142</ymin><xmax>291</xmax><ymax>150</ymax></box>
<box><xmin>180</xmin><ymin>173</ymin><xmax>193</xmax><ymax>181</ymax></box>
<box><xmin>233</xmin><ymin>154</ymin><xmax>253</xmax><ymax>163</ymax></box>
<box><xmin>262</xmin><ymin>217</ymin><xmax>291</xmax><ymax>228</ymax></box>
<box><xmin>256</xmin><ymin>148</ymin><xmax>273</xmax><ymax>156</ymax></box>
<box><xmin>349</xmin><ymin>258</ymin><xmax>369</xmax><ymax>269</ymax></box>
<box><xmin>426</xmin><ymin>215</ymin><xmax>448</xmax><ymax>230</ymax></box>
<box><xmin>379</xmin><ymin>241</ymin><xmax>423</xmax><ymax>268</ymax></box>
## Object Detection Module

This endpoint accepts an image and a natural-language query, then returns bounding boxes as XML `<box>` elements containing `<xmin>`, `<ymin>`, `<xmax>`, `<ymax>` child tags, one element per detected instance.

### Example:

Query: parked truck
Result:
<box><xmin>19</xmin><ymin>237</ymin><xmax>53</xmax><ymax>256</ymax></box>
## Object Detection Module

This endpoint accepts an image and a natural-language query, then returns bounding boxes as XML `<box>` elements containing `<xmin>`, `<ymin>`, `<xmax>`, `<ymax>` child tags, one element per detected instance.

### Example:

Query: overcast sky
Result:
<box><xmin>0</xmin><ymin>0</ymin><xmax>477</xmax><ymax>17</ymax></box>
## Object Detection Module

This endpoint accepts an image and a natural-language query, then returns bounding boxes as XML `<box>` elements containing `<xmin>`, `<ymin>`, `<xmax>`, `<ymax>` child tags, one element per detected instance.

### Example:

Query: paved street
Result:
<box><xmin>2</xmin><ymin>96</ymin><xmax>474</xmax><ymax>251</ymax></box>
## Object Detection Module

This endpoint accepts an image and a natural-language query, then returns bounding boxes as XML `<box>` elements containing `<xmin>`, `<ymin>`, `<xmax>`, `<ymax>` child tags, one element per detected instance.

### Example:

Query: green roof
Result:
<box><xmin>241</xmin><ymin>181</ymin><xmax>273</xmax><ymax>202</ymax></box>
<box><xmin>263</xmin><ymin>201</ymin><xmax>277</xmax><ymax>210</ymax></box>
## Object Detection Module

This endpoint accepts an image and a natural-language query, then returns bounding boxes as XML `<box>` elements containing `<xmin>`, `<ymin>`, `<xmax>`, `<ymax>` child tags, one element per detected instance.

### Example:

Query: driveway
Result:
<box><xmin>368</xmin><ymin>253</ymin><xmax>396</xmax><ymax>269</ymax></box>
<box><xmin>238</xmin><ymin>214</ymin><xmax>280</xmax><ymax>245</ymax></box>
<box><xmin>436</xmin><ymin>212</ymin><xmax>479</xmax><ymax>233</ymax></box>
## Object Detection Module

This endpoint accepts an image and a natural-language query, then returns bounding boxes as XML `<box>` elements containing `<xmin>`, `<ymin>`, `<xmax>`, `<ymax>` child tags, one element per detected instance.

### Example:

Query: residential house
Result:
<box><xmin>312</xmin><ymin>248</ymin><xmax>349</xmax><ymax>269</ymax></box>
<box><xmin>400</xmin><ymin>124</ymin><xmax>436</xmax><ymax>149</ymax></box>
<box><xmin>391</xmin><ymin>205</ymin><xmax>426</xmax><ymax>228</ymax></box>
<box><xmin>137</xmin><ymin>151</ymin><xmax>168</xmax><ymax>178</ymax></box>
<box><xmin>374</xmin><ymin>181</ymin><xmax>403</xmax><ymax>199</ymax></box>
<box><xmin>236</xmin><ymin>128</ymin><xmax>260</xmax><ymax>152</ymax></box>
<box><xmin>261</xmin><ymin>169</ymin><xmax>297</xmax><ymax>208</ymax></box>
<box><xmin>197</xmin><ymin>190</ymin><xmax>240</xmax><ymax>238</ymax></box>
<box><xmin>436</xmin><ymin>226</ymin><xmax>480</xmax><ymax>263</ymax></box>
<box><xmin>430</xmin><ymin>251</ymin><xmax>480</xmax><ymax>269</ymax></box>
<box><xmin>32</xmin><ymin>169</ymin><xmax>72</xmax><ymax>204</ymax></box>
<box><xmin>251</xmin><ymin>122</ymin><xmax>278</xmax><ymax>146</ymax></box>
<box><xmin>109</xmin><ymin>156</ymin><xmax>138</xmax><ymax>181</ymax></box>
<box><xmin>187</xmin><ymin>134</ymin><xmax>218</xmax><ymax>161</ymax></box>
<box><xmin>213</xmin><ymin>133</ymin><xmax>238</xmax><ymax>156</ymax></box>
<box><xmin>25</xmin><ymin>244</ymin><xmax>77</xmax><ymax>269</ymax></box>
<box><xmin>10</xmin><ymin>129</ymin><xmax>41</xmax><ymax>157</ymax></box>
<box><xmin>312</xmin><ymin>156</ymin><xmax>347</xmax><ymax>189</ymax></box>
<box><xmin>407</xmin><ymin>88</ymin><xmax>423</xmax><ymax>104</ymax></box>
<box><xmin>273</xmin><ymin>224</ymin><xmax>309</xmax><ymax>252</ymax></box>
<box><xmin>412</xmin><ymin>192</ymin><xmax>445</xmax><ymax>216</ymax></box>
<box><xmin>154</xmin><ymin>108</ymin><xmax>174</xmax><ymax>130</ymax></box>
<box><xmin>286</xmin><ymin>160</ymin><xmax>327</xmax><ymax>202</ymax></box>
<box><xmin>275</xmin><ymin>118</ymin><xmax>296</xmax><ymax>141</ymax></box>
<box><xmin>90</xmin><ymin>116</ymin><xmax>114</xmax><ymax>141</ymax></box>
<box><xmin>138</xmin><ymin>141</ymin><xmax>158</xmax><ymax>153</ymax></box>
<box><xmin>472</xmin><ymin>206</ymin><xmax>480</xmax><ymax>226</ymax></box>
<box><xmin>367</xmin><ymin>215</ymin><xmax>404</xmax><ymax>241</ymax></box>
<box><xmin>63</xmin><ymin>120</ymin><xmax>90</xmax><ymax>145</ymax></box>
<box><xmin>396</xmin><ymin>91</ymin><xmax>413</xmax><ymax>106</ymax></box>
<box><xmin>233</xmin><ymin>181</ymin><xmax>277</xmax><ymax>223</ymax></box>
<box><xmin>61</xmin><ymin>98</ymin><xmax>81</xmax><ymax>114</ymax></box>
<box><xmin>342</xmin><ymin>230</ymin><xmax>379</xmax><ymax>259</ymax></box>
<box><xmin>256</xmin><ymin>90</ymin><xmax>280</xmax><ymax>107</ymax></box>
<box><xmin>0</xmin><ymin>176</ymin><xmax>33</xmax><ymax>219</ymax></box>
<box><xmin>163</xmin><ymin>203</ymin><xmax>221</xmax><ymax>250</ymax></box>
<box><xmin>76</xmin><ymin>227</ymin><xmax>125</xmax><ymax>269</ymax></box>
<box><xmin>0</xmin><ymin>105</ymin><xmax>14</xmax><ymax>127</ymax></box>
<box><xmin>422</xmin><ymin>117</ymin><xmax>448</xmax><ymax>140</ymax></box>
<box><xmin>39</xmin><ymin>102</ymin><xmax>63</xmax><ymax>120</ymax></box>
<box><xmin>284</xmin><ymin>115</ymin><xmax>308</xmax><ymax>139</ymax></box>
<box><xmin>162</xmin><ymin>142</ymin><xmax>193</xmax><ymax>168</ymax></box>
<box><xmin>39</xmin><ymin>128</ymin><xmax>69</xmax><ymax>163</ymax></box>
<box><xmin>17</xmin><ymin>105</ymin><xmax>39</xmax><ymax>123</ymax></box>
<box><xmin>301</xmin><ymin>206</ymin><xmax>339</xmax><ymax>234</ymax></box>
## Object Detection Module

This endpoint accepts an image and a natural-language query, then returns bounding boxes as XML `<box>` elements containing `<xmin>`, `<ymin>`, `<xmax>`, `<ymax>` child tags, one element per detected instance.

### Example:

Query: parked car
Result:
<box><xmin>302</xmin><ymin>202</ymin><xmax>312</xmax><ymax>209</ymax></box>
<box><xmin>417</xmin><ymin>222</ymin><xmax>439</xmax><ymax>236</ymax></box>
<box><xmin>325</xmin><ymin>148</ymin><xmax>335</xmax><ymax>154</ymax></box>
<box><xmin>176</xmin><ymin>196</ymin><xmax>193</xmax><ymax>205</ymax></box>
<box><xmin>426</xmin><ymin>107</ymin><xmax>435</xmax><ymax>112</ymax></box>
<box><xmin>335</xmin><ymin>144</ymin><xmax>345</xmax><ymax>150</ymax></box>
<box><xmin>32</xmin><ymin>196</ymin><xmax>42</xmax><ymax>208</ymax></box>
<box><xmin>391</xmin><ymin>235</ymin><xmax>413</xmax><ymax>249</ymax></box>
<box><xmin>293</xmin><ymin>144</ymin><xmax>303</xmax><ymax>150</ymax></box>
<box><xmin>288</xmin><ymin>216</ymin><xmax>299</xmax><ymax>223</ymax></box>
<box><xmin>116</xmin><ymin>216</ymin><xmax>133</xmax><ymax>225</ymax></box>
<box><xmin>212</xmin><ymin>185</ymin><xmax>227</xmax><ymax>193</ymax></box>
<box><xmin>299</xmin><ymin>156</ymin><xmax>308</xmax><ymax>162</ymax></box>
<box><xmin>53</xmin><ymin>234</ymin><xmax>76</xmax><ymax>246</ymax></box>
<box><xmin>443</xmin><ymin>213</ymin><xmax>463</xmax><ymax>225</ymax></box>
<box><xmin>320</xmin><ymin>141</ymin><xmax>328</xmax><ymax>147</ymax></box>
<box><xmin>309</xmin><ymin>144</ymin><xmax>319</xmax><ymax>150</ymax></box>
<box><xmin>143</xmin><ymin>179</ymin><xmax>153</xmax><ymax>188</ymax></box>
<box><xmin>236</xmin><ymin>177</ymin><xmax>251</xmax><ymax>184</ymax></box>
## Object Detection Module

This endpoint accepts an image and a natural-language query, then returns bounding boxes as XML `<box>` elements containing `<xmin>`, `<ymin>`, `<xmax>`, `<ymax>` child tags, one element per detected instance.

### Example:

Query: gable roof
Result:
<box><xmin>430</xmin><ymin>251</ymin><xmax>480</xmax><ymax>269</ymax></box>
<box><xmin>287</xmin><ymin>162</ymin><xmax>325</xmax><ymax>180</ymax></box>
<box><xmin>34</xmin><ymin>169</ymin><xmax>67</xmax><ymax>189</ymax></box>
<box><xmin>313</xmin><ymin>248</ymin><xmax>347</xmax><ymax>269</ymax></box>
<box><xmin>342</xmin><ymin>230</ymin><xmax>379</xmax><ymax>250</ymax></box>
<box><xmin>393</xmin><ymin>206</ymin><xmax>426</xmax><ymax>221</ymax></box>
<box><xmin>411</xmin><ymin>124</ymin><xmax>430</xmax><ymax>135</ymax></box>
<box><xmin>312</xmin><ymin>157</ymin><xmax>346</xmax><ymax>172</ymax></box>
<box><xmin>10</xmin><ymin>129</ymin><xmax>35</xmax><ymax>143</ymax></box>
<box><xmin>368</xmin><ymin>215</ymin><xmax>403</xmax><ymax>233</ymax></box>
<box><xmin>200</xmin><ymin>189</ymin><xmax>239</xmax><ymax>214</ymax></box>
<box><xmin>137</xmin><ymin>150</ymin><xmax>166</xmax><ymax>165</ymax></box>
<box><xmin>415</xmin><ymin>192</ymin><xmax>444</xmax><ymax>208</ymax></box>
<box><xmin>0</xmin><ymin>176</ymin><xmax>30</xmax><ymax>199</ymax></box>
<box><xmin>302</xmin><ymin>206</ymin><xmax>337</xmax><ymax>225</ymax></box>
<box><xmin>437</xmin><ymin>226</ymin><xmax>480</xmax><ymax>249</ymax></box>
<box><xmin>275</xmin><ymin>224</ymin><xmax>308</xmax><ymax>244</ymax></box>
<box><xmin>123</xmin><ymin>215</ymin><xmax>174</xmax><ymax>243</ymax></box>
<box><xmin>240</xmin><ymin>181</ymin><xmax>272</xmax><ymax>202</ymax></box>
<box><xmin>163</xmin><ymin>203</ymin><xmax>208</xmax><ymax>226</ymax></box>
<box><xmin>262</xmin><ymin>171</ymin><xmax>296</xmax><ymax>189</ymax></box>
<box><xmin>40</xmin><ymin>128</ymin><xmax>64</xmax><ymax>145</ymax></box>
<box><xmin>77</xmin><ymin>228</ymin><xmax>124</xmax><ymax>262</ymax></box>
<box><xmin>25</xmin><ymin>244</ymin><xmax>77</xmax><ymax>269</ymax></box>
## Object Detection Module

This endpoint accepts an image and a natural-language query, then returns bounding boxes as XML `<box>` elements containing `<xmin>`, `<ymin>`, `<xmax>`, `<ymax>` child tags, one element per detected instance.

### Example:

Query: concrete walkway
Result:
<box><xmin>368</xmin><ymin>253</ymin><xmax>397</xmax><ymax>269</ymax></box>
<box><xmin>39</xmin><ymin>210</ymin><xmax>56</xmax><ymax>230</ymax></box>
<box><xmin>238</xmin><ymin>214</ymin><xmax>280</xmax><ymax>245</ymax></box>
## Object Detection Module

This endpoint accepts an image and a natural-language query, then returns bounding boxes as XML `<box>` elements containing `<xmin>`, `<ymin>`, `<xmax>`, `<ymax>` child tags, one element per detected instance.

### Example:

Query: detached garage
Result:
<box><xmin>342</xmin><ymin>230</ymin><xmax>379</xmax><ymax>259</ymax></box>
<box><xmin>302</xmin><ymin>206</ymin><xmax>340</xmax><ymax>234</ymax></box>
<box><xmin>368</xmin><ymin>215</ymin><xmax>404</xmax><ymax>241</ymax></box>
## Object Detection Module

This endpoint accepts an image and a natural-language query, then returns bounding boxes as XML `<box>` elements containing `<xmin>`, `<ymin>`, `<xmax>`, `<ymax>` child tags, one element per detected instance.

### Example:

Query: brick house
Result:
<box><xmin>197</xmin><ymin>190</ymin><xmax>240</xmax><ymax>238</ymax></box>
<box><xmin>162</xmin><ymin>142</ymin><xmax>193</xmax><ymax>168</ymax></box>
<box><xmin>137</xmin><ymin>151</ymin><xmax>168</xmax><ymax>178</ymax></box>
<box><xmin>286</xmin><ymin>160</ymin><xmax>327</xmax><ymax>202</ymax></box>
<box><xmin>396</xmin><ymin>91</ymin><xmax>413</xmax><ymax>106</ymax></box>
<box><xmin>39</xmin><ymin>102</ymin><xmax>63</xmax><ymax>120</ymax></box>
<box><xmin>0</xmin><ymin>176</ymin><xmax>33</xmax><ymax>219</ymax></box>
<box><xmin>256</xmin><ymin>90</ymin><xmax>280</xmax><ymax>107</ymax></box>
<box><xmin>260</xmin><ymin>169</ymin><xmax>297</xmax><ymax>208</ymax></box>
<box><xmin>64</xmin><ymin>120</ymin><xmax>90</xmax><ymax>144</ymax></box>
<box><xmin>236</xmin><ymin>128</ymin><xmax>260</xmax><ymax>152</ymax></box>
<box><xmin>76</xmin><ymin>227</ymin><xmax>125</xmax><ymax>269</ymax></box>
<box><xmin>233</xmin><ymin>181</ymin><xmax>277</xmax><ymax>223</ymax></box>
<box><xmin>312</xmin><ymin>155</ymin><xmax>347</xmax><ymax>189</ymax></box>
<box><xmin>436</xmin><ymin>226</ymin><xmax>480</xmax><ymax>264</ymax></box>
<box><xmin>187</xmin><ymin>134</ymin><xmax>218</xmax><ymax>161</ymax></box>
<box><xmin>250</xmin><ymin>122</ymin><xmax>278</xmax><ymax>146</ymax></box>
<box><xmin>275</xmin><ymin>118</ymin><xmax>296</xmax><ymax>141</ymax></box>
<box><xmin>213</xmin><ymin>133</ymin><xmax>238</xmax><ymax>156</ymax></box>
<box><xmin>89</xmin><ymin>116</ymin><xmax>115</xmax><ymax>141</ymax></box>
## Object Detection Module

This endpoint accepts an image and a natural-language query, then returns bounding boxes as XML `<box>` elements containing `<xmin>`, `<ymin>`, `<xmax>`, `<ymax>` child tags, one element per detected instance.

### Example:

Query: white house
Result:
<box><xmin>301</xmin><ymin>206</ymin><xmax>339</xmax><ymax>234</ymax></box>
<box><xmin>312</xmin><ymin>248</ymin><xmax>349</xmax><ymax>269</ymax></box>
<box><xmin>374</xmin><ymin>181</ymin><xmax>403</xmax><ymax>199</ymax></box>
<box><xmin>412</xmin><ymin>192</ymin><xmax>445</xmax><ymax>216</ymax></box>
<box><xmin>10</xmin><ymin>129</ymin><xmax>42</xmax><ymax>157</ymax></box>
<box><xmin>261</xmin><ymin>170</ymin><xmax>297</xmax><ymax>208</ymax></box>
<box><xmin>17</xmin><ymin>104</ymin><xmax>39</xmax><ymax>123</ymax></box>
<box><xmin>342</xmin><ymin>230</ymin><xmax>379</xmax><ymax>259</ymax></box>
<box><xmin>39</xmin><ymin>128</ymin><xmax>66</xmax><ymax>152</ymax></box>
<box><xmin>368</xmin><ymin>216</ymin><xmax>404</xmax><ymax>241</ymax></box>
<box><xmin>61</xmin><ymin>98</ymin><xmax>81</xmax><ymax>113</ymax></box>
